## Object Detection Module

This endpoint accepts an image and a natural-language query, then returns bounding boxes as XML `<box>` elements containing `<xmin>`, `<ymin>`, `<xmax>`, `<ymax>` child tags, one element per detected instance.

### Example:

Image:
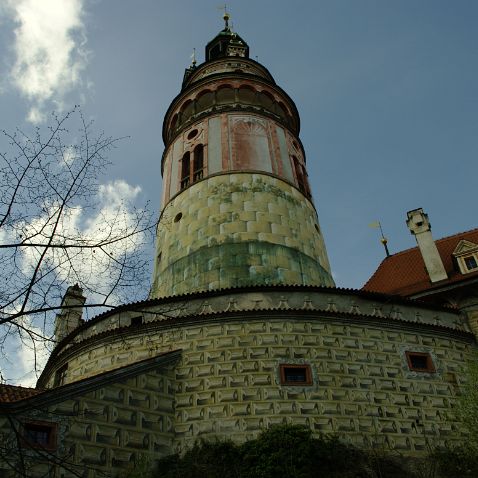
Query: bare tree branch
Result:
<box><xmin>0</xmin><ymin>108</ymin><xmax>154</xmax><ymax>383</ymax></box>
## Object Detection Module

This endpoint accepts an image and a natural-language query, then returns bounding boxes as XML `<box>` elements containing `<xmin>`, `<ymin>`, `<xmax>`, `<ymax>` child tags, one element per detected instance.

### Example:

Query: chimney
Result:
<box><xmin>54</xmin><ymin>284</ymin><xmax>86</xmax><ymax>342</ymax></box>
<box><xmin>406</xmin><ymin>208</ymin><xmax>448</xmax><ymax>283</ymax></box>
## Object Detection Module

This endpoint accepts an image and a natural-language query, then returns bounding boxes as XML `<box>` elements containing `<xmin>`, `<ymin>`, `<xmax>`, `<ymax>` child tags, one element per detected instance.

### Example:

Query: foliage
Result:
<box><xmin>120</xmin><ymin>454</ymin><xmax>154</xmax><ymax>478</ymax></box>
<box><xmin>153</xmin><ymin>424</ymin><xmax>417</xmax><ymax>478</ymax></box>
<box><xmin>432</xmin><ymin>445</ymin><xmax>478</xmax><ymax>478</ymax></box>
<box><xmin>240</xmin><ymin>424</ymin><xmax>359</xmax><ymax>478</ymax></box>
<box><xmin>455</xmin><ymin>359</ymin><xmax>478</xmax><ymax>447</ymax></box>
<box><xmin>154</xmin><ymin>439</ymin><xmax>241</xmax><ymax>478</ymax></box>
<box><xmin>429</xmin><ymin>359</ymin><xmax>478</xmax><ymax>478</ymax></box>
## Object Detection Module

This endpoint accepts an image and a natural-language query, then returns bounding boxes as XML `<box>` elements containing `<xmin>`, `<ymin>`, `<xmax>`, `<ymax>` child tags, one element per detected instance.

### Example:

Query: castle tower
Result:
<box><xmin>150</xmin><ymin>16</ymin><xmax>334</xmax><ymax>297</ymax></box>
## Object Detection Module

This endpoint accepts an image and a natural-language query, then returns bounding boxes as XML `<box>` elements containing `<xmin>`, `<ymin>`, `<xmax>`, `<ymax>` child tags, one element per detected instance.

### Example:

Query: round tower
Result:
<box><xmin>151</xmin><ymin>17</ymin><xmax>334</xmax><ymax>297</ymax></box>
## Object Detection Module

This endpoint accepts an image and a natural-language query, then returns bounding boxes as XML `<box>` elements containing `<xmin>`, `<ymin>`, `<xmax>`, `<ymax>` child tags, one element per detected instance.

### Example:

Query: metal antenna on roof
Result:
<box><xmin>369</xmin><ymin>221</ymin><xmax>391</xmax><ymax>257</ymax></box>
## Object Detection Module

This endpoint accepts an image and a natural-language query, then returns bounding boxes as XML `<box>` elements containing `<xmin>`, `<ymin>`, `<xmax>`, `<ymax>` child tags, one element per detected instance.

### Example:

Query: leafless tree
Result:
<box><xmin>0</xmin><ymin>107</ymin><xmax>154</xmax><ymax>382</ymax></box>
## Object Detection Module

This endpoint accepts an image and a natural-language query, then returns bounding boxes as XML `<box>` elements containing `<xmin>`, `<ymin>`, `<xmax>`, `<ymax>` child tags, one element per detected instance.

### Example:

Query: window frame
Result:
<box><xmin>464</xmin><ymin>255</ymin><xmax>478</xmax><ymax>271</ymax></box>
<box><xmin>22</xmin><ymin>421</ymin><xmax>58</xmax><ymax>451</ymax></box>
<box><xmin>405</xmin><ymin>351</ymin><xmax>436</xmax><ymax>373</ymax></box>
<box><xmin>279</xmin><ymin>364</ymin><xmax>313</xmax><ymax>386</ymax></box>
<box><xmin>180</xmin><ymin>145</ymin><xmax>206</xmax><ymax>190</ymax></box>
<box><xmin>291</xmin><ymin>155</ymin><xmax>311</xmax><ymax>198</ymax></box>
<box><xmin>54</xmin><ymin>363</ymin><xmax>68</xmax><ymax>387</ymax></box>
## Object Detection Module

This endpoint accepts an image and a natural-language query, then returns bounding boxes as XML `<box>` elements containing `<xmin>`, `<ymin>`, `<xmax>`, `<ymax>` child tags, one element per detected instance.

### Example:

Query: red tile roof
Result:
<box><xmin>363</xmin><ymin>228</ymin><xmax>478</xmax><ymax>296</ymax></box>
<box><xmin>0</xmin><ymin>384</ymin><xmax>40</xmax><ymax>403</ymax></box>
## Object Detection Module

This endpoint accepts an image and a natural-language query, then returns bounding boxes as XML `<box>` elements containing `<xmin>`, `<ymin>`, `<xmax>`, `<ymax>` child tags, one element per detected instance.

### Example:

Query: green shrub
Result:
<box><xmin>153</xmin><ymin>424</ymin><xmax>418</xmax><ymax>478</ymax></box>
<box><xmin>155</xmin><ymin>438</ymin><xmax>241</xmax><ymax>478</ymax></box>
<box><xmin>433</xmin><ymin>445</ymin><xmax>478</xmax><ymax>478</ymax></box>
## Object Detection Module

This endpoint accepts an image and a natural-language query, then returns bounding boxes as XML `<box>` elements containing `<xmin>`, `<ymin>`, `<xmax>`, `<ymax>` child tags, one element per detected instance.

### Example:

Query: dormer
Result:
<box><xmin>453</xmin><ymin>240</ymin><xmax>478</xmax><ymax>274</ymax></box>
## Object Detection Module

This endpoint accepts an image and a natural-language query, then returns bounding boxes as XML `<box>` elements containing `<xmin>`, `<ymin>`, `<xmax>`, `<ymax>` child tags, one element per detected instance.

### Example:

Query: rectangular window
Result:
<box><xmin>23</xmin><ymin>422</ymin><xmax>57</xmax><ymax>450</ymax></box>
<box><xmin>193</xmin><ymin>144</ymin><xmax>204</xmax><ymax>181</ymax></box>
<box><xmin>279</xmin><ymin>364</ymin><xmax>312</xmax><ymax>386</ymax></box>
<box><xmin>405</xmin><ymin>352</ymin><xmax>435</xmax><ymax>373</ymax></box>
<box><xmin>291</xmin><ymin>156</ymin><xmax>311</xmax><ymax>198</ymax></box>
<box><xmin>130</xmin><ymin>316</ymin><xmax>143</xmax><ymax>326</ymax></box>
<box><xmin>464</xmin><ymin>256</ymin><xmax>478</xmax><ymax>271</ymax></box>
<box><xmin>181</xmin><ymin>152</ymin><xmax>191</xmax><ymax>190</ymax></box>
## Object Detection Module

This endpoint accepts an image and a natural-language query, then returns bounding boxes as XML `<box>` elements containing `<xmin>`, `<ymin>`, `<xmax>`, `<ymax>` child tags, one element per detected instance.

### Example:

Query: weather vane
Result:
<box><xmin>369</xmin><ymin>221</ymin><xmax>391</xmax><ymax>257</ymax></box>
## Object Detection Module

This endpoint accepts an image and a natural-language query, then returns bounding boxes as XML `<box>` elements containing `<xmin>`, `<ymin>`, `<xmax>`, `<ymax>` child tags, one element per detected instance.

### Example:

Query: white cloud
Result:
<box><xmin>14</xmin><ymin>320</ymin><xmax>51</xmax><ymax>387</ymax></box>
<box><xmin>5</xmin><ymin>0</ymin><xmax>87</xmax><ymax>123</ymax></box>
<box><xmin>20</xmin><ymin>180</ymin><xmax>143</xmax><ymax>281</ymax></box>
<box><xmin>98</xmin><ymin>180</ymin><xmax>142</xmax><ymax>205</ymax></box>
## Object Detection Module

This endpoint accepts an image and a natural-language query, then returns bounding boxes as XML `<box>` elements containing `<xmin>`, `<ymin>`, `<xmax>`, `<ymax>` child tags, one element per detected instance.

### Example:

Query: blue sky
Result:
<box><xmin>0</xmin><ymin>0</ymin><xmax>477</xmax><ymax>383</ymax></box>
<box><xmin>2</xmin><ymin>0</ymin><xmax>477</xmax><ymax>287</ymax></box>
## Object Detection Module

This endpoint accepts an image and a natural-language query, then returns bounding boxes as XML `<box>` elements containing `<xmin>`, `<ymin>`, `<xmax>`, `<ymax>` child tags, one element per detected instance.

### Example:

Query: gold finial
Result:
<box><xmin>223</xmin><ymin>12</ymin><xmax>230</xmax><ymax>29</ymax></box>
<box><xmin>369</xmin><ymin>221</ymin><xmax>391</xmax><ymax>257</ymax></box>
<box><xmin>217</xmin><ymin>4</ymin><xmax>230</xmax><ymax>29</ymax></box>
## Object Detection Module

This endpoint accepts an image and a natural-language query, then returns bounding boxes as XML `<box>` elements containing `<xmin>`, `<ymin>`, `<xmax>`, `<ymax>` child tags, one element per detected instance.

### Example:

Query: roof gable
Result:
<box><xmin>453</xmin><ymin>239</ymin><xmax>478</xmax><ymax>256</ymax></box>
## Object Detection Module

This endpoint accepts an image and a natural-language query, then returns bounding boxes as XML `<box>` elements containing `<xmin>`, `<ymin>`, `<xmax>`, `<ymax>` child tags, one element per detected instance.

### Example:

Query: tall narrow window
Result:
<box><xmin>292</xmin><ymin>156</ymin><xmax>311</xmax><ymax>198</ymax></box>
<box><xmin>193</xmin><ymin>144</ymin><xmax>204</xmax><ymax>181</ymax></box>
<box><xmin>54</xmin><ymin>363</ymin><xmax>68</xmax><ymax>387</ymax></box>
<box><xmin>301</xmin><ymin>164</ymin><xmax>311</xmax><ymax>197</ymax></box>
<box><xmin>181</xmin><ymin>152</ymin><xmax>191</xmax><ymax>190</ymax></box>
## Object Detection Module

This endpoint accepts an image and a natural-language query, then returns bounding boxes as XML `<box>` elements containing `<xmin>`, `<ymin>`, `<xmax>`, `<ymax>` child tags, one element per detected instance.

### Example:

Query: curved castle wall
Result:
<box><xmin>152</xmin><ymin>173</ymin><xmax>333</xmax><ymax>297</ymax></box>
<box><xmin>41</xmin><ymin>289</ymin><xmax>476</xmax><ymax>455</ymax></box>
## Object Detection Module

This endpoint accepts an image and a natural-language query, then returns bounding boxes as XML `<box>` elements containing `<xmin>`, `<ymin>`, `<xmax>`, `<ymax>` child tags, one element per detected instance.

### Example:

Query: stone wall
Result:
<box><xmin>0</xmin><ymin>367</ymin><xmax>175</xmax><ymax>478</ymax></box>
<box><xmin>152</xmin><ymin>173</ymin><xmax>333</xmax><ymax>297</ymax></box>
<box><xmin>40</xmin><ymin>290</ymin><xmax>476</xmax><ymax>457</ymax></box>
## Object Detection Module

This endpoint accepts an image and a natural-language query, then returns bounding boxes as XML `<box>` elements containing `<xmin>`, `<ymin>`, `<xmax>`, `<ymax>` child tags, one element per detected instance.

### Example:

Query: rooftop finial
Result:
<box><xmin>369</xmin><ymin>221</ymin><xmax>391</xmax><ymax>257</ymax></box>
<box><xmin>219</xmin><ymin>4</ymin><xmax>230</xmax><ymax>29</ymax></box>
<box><xmin>190</xmin><ymin>48</ymin><xmax>197</xmax><ymax>66</ymax></box>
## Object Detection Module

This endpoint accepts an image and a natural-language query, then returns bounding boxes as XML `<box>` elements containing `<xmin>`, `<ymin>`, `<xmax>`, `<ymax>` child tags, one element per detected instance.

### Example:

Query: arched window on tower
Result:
<box><xmin>193</xmin><ymin>144</ymin><xmax>204</xmax><ymax>181</ymax></box>
<box><xmin>181</xmin><ymin>152</ymin><xmax>191</xmax><ymax>189</ymax></box>
<box><xmin>292</xmin><ymin>155</ymin><xmax>311</xmax><ymax>198</ymax></box>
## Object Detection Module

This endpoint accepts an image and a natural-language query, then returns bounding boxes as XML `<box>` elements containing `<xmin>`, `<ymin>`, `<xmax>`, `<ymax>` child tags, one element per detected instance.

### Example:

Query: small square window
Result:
<box><xmin>22</xmin><ymin>422</ymin><xmax>57</xmax><ymax>450</ymax></box>
<box><xmin>464</xmin><ymin>256</ymin><xmax>478</xmax><ymax>271</ymax></box>
<box><xmin>130</xmin><ymin>316</ymin><xmax>143</xmax><ymax>326</ymax></box>
<box><xmin>405</xmin><ymin>352</ymin><xmax>435</xmax><ymax>373</ymax></box>
<box><xmin>279</xmin><ymin>364</ymin><xmax>312</xmax><ymax>386</ymax></box>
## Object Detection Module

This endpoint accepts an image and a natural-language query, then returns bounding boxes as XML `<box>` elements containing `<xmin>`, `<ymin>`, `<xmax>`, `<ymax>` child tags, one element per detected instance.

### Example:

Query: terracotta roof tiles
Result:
<box><xmin>363</xmin><ymin>228</ymin><xmax>478</xmax><ymax>296</ymax></box>
<box><xmin>0</xmin><ymin>384</ymin><xmax>40</xmax><ymax>403</ymax></box>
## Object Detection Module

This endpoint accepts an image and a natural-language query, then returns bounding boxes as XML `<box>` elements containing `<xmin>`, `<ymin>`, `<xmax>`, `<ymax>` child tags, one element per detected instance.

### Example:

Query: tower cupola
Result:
<box><xmin>205</xmin><ymin>13</ymin><xmax>249</xmax><ymax>61</ymax></box>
